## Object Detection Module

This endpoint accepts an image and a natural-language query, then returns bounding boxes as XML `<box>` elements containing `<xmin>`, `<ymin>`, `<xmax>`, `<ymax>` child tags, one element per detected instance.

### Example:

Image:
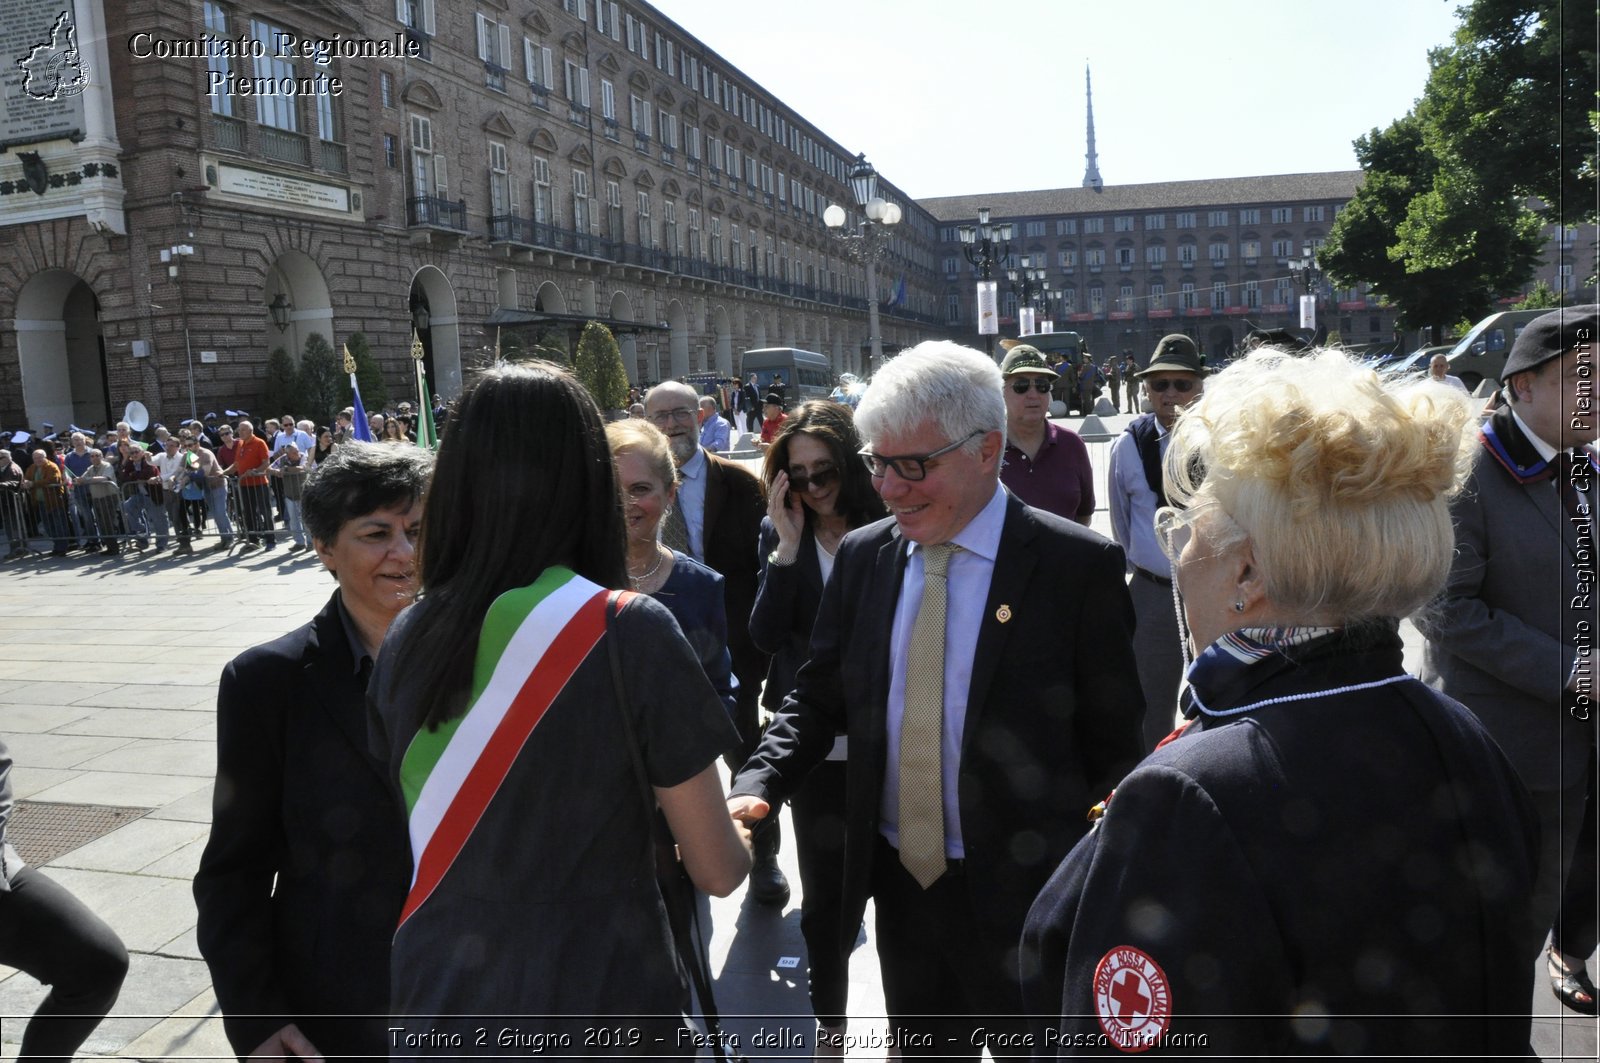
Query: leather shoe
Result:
<box><xmin>747</xmin><ymin>855</ymin><xmax>790</xmax><ymax>906</ymax></box>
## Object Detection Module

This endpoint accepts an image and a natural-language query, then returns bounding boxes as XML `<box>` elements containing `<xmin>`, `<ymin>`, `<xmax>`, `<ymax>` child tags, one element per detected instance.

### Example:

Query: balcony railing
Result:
<box><xmin>602</xmin><ymin>117</ymin><xmax>620</xmax><ymax>141</ymax></box>
<box><xmin>490</xmin><ymin>214</ymin><xmax>539</xmax><ymax>245</ymax></box>
<box><xmin>408</xmin><ymin>195</ymin><xmax>466</xmax><ymax>230</ymax></box>
<box><xmin>472</xmin><ymin>218</ymin><xmax>941</xmax><ymax>321</ymax></box>
<box><xmin>212</xmin><ymin>114</ymin><xmax>246</xmax><ymax>152</ymax></box>
<box><xmin>529</xmin><ymin>83</ymin><xmax>550</xmax><ymax>110</ymax></box>
<box><xmin>259</xmin><ymin>126</ymin><xmax>309</xmax><ymax>167</ymax></box>
<box><xmin>633</xmin><ymin>131</ymin><xmax>651</xmax><ymax>154</ymax></box>
<box><xmin>685</xmin><ymin>158</ymin><xmax>699</xmax><ymax>176</ymax></box>
<box><xmin>319</xmin><ymin>140</ymin><xmax>347</xmax><ymax>173</ymax></box>
<box><xmin>484</xmin><ymin>62</ymin><xmax>508</xmax><ymax>92</ymax></box>
<box><xmin>567</xmin><ymin>105</ymin><xmax>591</xmax><ymax>129</ymax></box>
<box><xmin>659</xmin><ymin>147</ymin><xmax>675</xmax><ymax>167</ymax></box>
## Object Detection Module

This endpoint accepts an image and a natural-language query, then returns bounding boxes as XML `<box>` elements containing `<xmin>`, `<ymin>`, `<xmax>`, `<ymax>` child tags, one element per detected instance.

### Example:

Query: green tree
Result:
<box><xmin>1318</xmin><ymin>0</ymin><xmax>1587</xmax><ymax>338</ymax></box>
<box><xmin>262</xmin><ymin>346</ymin><xmax>299</xmax><ymax>418</ymax></box>
<box><xmin>296</xmin><ymin>332</ymin><xmax>344</xmax><ymax>427</ymax></box>
<box><xmin>1514</xmin><ymin>280</ymin><xmax>1563</xmax><ymax>310</ymax></box>
<box><xmin>342</xmin><ymin>331</ymin><xmax>389</xmax><ymax>411</ymax></box>
<box><xmin>1421</xmin><ymin>0</ymin><xmax>1597</xmax><ymax>226</ymax></box>
<box><xmin>1319</xmin><ymin>113</ymin><xmax>1543</xmax><ymax>340</ymax></box>
<box><xmin>573</xmin><ymin>320</ymin><xmax>629</xmax><ymax>412</ymax></box>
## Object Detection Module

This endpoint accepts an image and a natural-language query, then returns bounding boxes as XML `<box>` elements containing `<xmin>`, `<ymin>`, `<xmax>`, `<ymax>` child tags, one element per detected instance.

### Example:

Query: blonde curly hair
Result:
<box><xmin>1164</xmin><ymin>347</ymin><xmax>1478</xmax><ymax>622</ymax></box>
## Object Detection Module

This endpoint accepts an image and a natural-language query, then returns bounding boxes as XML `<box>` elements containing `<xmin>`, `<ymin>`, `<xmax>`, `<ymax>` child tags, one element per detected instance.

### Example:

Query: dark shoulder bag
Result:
<box><xmin>604</xmin><ymin>593</ymin><xmax>745</xmax><ymax>1063</ymax></box>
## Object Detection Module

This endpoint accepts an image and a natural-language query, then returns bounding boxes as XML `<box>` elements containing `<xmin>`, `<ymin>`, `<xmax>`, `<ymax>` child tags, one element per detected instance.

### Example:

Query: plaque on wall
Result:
<box><xmin>216</xmin><ymin>163</ymin><xmax>350</xmax><ymax>213</ymax></box>
<box><xmin>0</xmin><ymin>1</ymin><xmax>87</xmax><ymax>151</ymax></box>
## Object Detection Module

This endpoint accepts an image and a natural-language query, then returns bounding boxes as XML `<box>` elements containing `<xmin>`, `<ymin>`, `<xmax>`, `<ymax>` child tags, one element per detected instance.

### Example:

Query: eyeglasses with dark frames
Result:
<box><xmin>648</xmin><ymin>407</ymin><xmax>697</xmax><ymax>425</ymax></box>
<box><xmin>859</xmin><ymin>430</ymin><xmax>984</xmax><ymax>481</ymax></box>
<box><xmin>1009</xmin><ymin>379</ymin><xmax>1054</xmax><ymax>395</ymax></box>
<box><xmin>1146</xmin><ymin>379</ymin><xmax>1196</xmax><ymax>394</ymax></box>
<box><xmin>787</xmin><ymin>465</ymin><xmax>840</xmax><ymax>494</ymax></box>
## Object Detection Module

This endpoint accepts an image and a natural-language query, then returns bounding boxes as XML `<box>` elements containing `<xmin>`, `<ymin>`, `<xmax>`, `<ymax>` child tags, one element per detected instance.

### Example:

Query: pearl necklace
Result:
<box><xmin>629</xmin><ymin>546</ymin><xmax>668</xmax><ymax>588</ymax></box>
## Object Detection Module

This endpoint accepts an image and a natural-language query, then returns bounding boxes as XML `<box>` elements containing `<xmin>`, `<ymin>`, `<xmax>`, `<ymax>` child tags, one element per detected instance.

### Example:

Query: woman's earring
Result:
<box><xmin>1234</xmin><ymin>600</ymin><xmax>1246</xmax><ymax>613</ymax></box>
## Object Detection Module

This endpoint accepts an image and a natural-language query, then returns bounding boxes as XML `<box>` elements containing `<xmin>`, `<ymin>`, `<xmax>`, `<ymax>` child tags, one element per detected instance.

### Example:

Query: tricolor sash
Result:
<box><xmin>395</xmin><ymin>566</ymin><xmax>611</xmax><ymax>930</ymax></box>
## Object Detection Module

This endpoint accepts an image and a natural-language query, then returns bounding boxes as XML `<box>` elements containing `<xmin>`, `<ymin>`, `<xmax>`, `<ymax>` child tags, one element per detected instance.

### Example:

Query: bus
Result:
<box><xmin>739</xmin><ymin>347</ymin><xmax>834</xmax><ymax>408</ymax></box>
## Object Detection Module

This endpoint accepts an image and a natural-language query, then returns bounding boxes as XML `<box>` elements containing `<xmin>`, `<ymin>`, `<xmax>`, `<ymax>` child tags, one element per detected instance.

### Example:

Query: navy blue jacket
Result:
<box><xmin>1022</xmin><ymin>626</ymin><xmax>1539</xmax><ymax>1057</ymax></box>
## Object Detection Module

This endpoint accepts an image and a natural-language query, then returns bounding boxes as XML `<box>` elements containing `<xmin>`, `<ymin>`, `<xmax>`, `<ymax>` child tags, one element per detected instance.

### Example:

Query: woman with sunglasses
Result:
<box><xmin>751</xmin><ymin>400</ymin><xmax>886</xmax><ymax>1055</ymax></box>
<box><xmin>998</xmin><ymin>345</ymin><xmax>1095</xmax><ymax>524</ymax></box>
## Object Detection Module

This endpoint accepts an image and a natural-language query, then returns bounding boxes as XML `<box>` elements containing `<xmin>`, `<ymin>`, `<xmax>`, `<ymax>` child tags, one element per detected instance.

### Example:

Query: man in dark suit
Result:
<box><xmin>1418</xmin><ymin>304</ymin><xmax>1599</xmax><ymax>1010</ymax></box>
<box><xmin>645</xmin><ymin>381</ymin><xmax>787</xmax><ymax>903</ymax></box>
<box><xmin>727</xmin><ymin>341</ymin><xmax>1145</xmax><ymax>1056</ymax></box>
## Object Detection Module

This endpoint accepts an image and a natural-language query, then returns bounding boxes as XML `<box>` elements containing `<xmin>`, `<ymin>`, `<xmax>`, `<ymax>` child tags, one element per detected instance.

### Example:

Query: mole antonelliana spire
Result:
<box><xmin>1083</xmin><ymin>63</ymin><xmax>1103</xmax><ymax>192</ymax></box>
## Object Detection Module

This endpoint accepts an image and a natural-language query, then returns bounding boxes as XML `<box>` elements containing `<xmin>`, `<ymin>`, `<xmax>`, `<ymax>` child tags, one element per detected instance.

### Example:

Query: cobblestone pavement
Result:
<box><xmin>0</xmin><ymin>413</ymin><xmax>1592</xmax><ymax>1061</ymax></box>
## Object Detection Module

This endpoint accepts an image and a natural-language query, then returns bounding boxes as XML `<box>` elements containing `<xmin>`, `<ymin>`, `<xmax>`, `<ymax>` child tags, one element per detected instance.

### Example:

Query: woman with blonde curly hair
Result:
<box><xmin>1021</xmin><ymin>347</ymin><xmax>1541</xmax><ymax>1057</ymax></box>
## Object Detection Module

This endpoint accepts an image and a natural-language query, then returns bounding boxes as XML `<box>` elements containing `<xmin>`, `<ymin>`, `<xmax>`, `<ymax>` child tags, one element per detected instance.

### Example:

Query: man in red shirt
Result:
<box><xmin>224</xmin><ymin>421</ymin><xmax>274</xmax><ymax>550</ymax></box>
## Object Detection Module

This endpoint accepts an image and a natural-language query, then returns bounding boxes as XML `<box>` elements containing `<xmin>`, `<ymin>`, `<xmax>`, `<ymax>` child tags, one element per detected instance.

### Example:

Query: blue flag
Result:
<box><xmin>351</xmin><ymin>374</ymin><xmax>374</xmax><ymax>442</ymax></box>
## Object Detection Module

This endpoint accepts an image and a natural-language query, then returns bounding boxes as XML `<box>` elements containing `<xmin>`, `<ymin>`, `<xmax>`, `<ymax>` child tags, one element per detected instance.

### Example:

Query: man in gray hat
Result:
<box><xmin>1418</xmin><ymin>304</ymin><xmax>1599</xmax><ymax>1012</ymax></box>
<box><xmin>1107</xmin><ymin>334</ymin><xmax>1206</xmax><ymax>750</ymax></box>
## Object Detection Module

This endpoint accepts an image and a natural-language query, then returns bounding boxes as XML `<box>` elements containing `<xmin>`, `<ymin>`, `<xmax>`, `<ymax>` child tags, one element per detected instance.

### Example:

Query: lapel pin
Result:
<box><xmin>996</xmin><ymin>604</ymin><xmax>1012</xmax><ymax>623</ymax></box>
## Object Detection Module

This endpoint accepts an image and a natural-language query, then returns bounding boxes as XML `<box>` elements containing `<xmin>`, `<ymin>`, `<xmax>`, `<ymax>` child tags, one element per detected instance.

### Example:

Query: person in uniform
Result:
<box><xmin>1022</xmin><ymin>346</ymin><xmax>1540</xmax><ymax>1058</ymax></box>
<box><xmin>728</xmin><ymin>341</ymin><xmax>1144</xmax><ymax>1058</ymax></box>
<box><xmin>1416</xmin><ymin>304</ymin><xmax>1600</xmax><ymax>1013</ymax></box>
<box><xmin>1107</xmin><ymin>335</ymin><xmax>1205</xmax><ymax>750</ymax></box>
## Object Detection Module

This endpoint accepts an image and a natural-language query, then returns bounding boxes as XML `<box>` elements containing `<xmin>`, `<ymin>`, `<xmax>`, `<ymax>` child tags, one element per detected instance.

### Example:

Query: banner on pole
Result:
<box><xmin>976</xmin><ymin>281</ymin><xmax>998</xmax><ymax>336</ymax></box>
<box><xmin>1018</xmin><ymin>307</ymin><xmax>1036</xmax><ymax>336</ymax></box>
<box><xmin>1299</xmin><ymin>295</ymin><xmax>1317</xmax><ymax>329</ymax></box>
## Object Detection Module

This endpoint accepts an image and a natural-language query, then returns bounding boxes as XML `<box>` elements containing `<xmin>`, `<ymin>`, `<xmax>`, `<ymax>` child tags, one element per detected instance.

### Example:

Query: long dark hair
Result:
<box><xmin>395</xmin><ymin>364</ymin><xmax>628</xmax><ymax>728</ymax></box>
<box><xmin>760</xmin><ymin>400</ymin><xmax>886</xmax><ymax>530</ymax></box>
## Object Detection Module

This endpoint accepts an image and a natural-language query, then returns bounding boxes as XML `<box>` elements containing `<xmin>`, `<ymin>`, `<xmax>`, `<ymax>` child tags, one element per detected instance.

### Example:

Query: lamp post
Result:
<box><xmin>958</xmin><ymin>207</ymin><xmax>1013</xmax><ymax>360</ymax></box>
<box><xmin>162</xmin><ymin>242</ymin><xmax>198</xmax><ymax>420</ymax></box>
<box><xmin>824</xmin><ymin>153</ymin><xmax>901</xmax><ymax>373</ymax></box>
<box><xmin>1287</xmin><ymin>241</ymin><xmax>1322</xmax><ymax>340</ymax></box>
<box><xmin>1006</xmin><ymin>255</ymin><xmax>1051</xmax><ymax>336</ymax></box>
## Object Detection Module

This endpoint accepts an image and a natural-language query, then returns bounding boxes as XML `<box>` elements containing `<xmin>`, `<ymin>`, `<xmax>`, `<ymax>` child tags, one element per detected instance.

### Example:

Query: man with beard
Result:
<box><xmin>644</xmin><ymin>381</ymin><xmax>787</xmax><ymax>904</ymax></box>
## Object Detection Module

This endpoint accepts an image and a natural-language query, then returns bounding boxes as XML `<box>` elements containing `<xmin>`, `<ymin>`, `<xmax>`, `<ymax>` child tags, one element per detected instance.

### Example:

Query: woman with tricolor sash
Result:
<box><xmin>368</xmin><ymin>365</ymin><xmax>751</xmax><ymax>1055</ymax></box>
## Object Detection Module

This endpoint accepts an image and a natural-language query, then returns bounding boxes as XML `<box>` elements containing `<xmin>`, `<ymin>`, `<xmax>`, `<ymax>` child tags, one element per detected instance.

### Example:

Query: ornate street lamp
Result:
<box><xmin>1006</xmin><ymin>255</ymin><xmax>1052</xmax><ymax>336</ymax></box>
<box><xmin>267</xmin><ymin>292</ymin><xmax>292</xmax><ymax>331</ymax></box>
<box><xmin>958</xmin><ymin>207</ymin><xmax>1013</xmax><ymax>359</ymax></box>
<box><xmin>1287</xmin><ymin>240</ymin><xmax>1321</xmax><ymax>334</ymax></box>
<box><xmin>824</xmin><ymin>153</ymin><xmax>901</xmax><ymax>372</ymax></box>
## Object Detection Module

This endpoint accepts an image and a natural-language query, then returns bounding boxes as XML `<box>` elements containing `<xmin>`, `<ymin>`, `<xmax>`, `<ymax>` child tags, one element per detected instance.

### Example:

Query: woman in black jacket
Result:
<box><xmin>750</xmin><ymin>400</ymin><xmax>885</xmax><ymax>1053</ymax></box>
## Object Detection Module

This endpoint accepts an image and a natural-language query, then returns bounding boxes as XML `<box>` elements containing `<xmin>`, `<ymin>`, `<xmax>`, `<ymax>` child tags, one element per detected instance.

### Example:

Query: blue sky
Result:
<box><xmin>651</xmin><ymin>0</ymin><xmax>1465</xmax><ymax>199</ymax></box>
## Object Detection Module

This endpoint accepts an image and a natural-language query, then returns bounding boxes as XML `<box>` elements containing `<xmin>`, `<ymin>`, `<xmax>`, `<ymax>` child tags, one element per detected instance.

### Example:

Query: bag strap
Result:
<box><xmin>604</xmin><ymin>592</ymin><xmax>734</xmax><ymax>1061</ymax></box>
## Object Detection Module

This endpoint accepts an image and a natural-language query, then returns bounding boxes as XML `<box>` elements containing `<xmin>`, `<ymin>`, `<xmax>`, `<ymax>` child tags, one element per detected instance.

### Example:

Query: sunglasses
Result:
<box><xmin>1010</xmin><ymin>380</ymin><xmax>1053</xmax><ymax>395</ymax></box>
<box><xmin>788</xmin><ymin>466</ymin><xmax>840</xmax><ymax>494</ymax></box>
<box><xmin>1146</xmin><ymin>379</ymin><xmax>1196</xmax><ymax>394</ymax></box>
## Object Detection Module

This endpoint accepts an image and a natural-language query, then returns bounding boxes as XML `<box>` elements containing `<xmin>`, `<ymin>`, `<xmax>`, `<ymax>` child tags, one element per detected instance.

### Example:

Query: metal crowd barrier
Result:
<box><xmin>0</xmin><ymin>474</ymin><xmax>282</xmax><ymax>559</ymax></box>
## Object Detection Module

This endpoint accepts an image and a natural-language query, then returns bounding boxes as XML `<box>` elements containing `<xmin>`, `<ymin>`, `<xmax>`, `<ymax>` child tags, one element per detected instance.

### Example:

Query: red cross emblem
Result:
<box><xmin>1093</xmin><ymin>945</ymin><xmax>1172</xmax><ymax>1053</ymax></box>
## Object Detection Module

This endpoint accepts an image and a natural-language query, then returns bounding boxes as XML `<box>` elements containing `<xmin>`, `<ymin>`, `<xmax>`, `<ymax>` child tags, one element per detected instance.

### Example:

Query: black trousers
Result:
<box><xmin>1553</xmin><ymin>763</ymin><xmax>1599</xmax><ymax>959</ymax></box>
<box><xmin>792</xmin><ymin>757</ymin><xmax>850</xmax><ymax>1025</ymax></box>
<box><xmin>0</xmin><ymin>865</ymin><xmax>129</xmax><ymax>1059</ymax></box>
<box><xmin>870</xmin><ymin>836</ymin><xmax>1029</xmax><ymax>1061</ymax></box>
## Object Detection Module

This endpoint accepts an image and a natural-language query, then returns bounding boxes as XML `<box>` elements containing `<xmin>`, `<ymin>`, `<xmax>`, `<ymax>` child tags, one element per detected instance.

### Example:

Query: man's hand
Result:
<box><xmin>727</xmin><ymin>794</ymin><xmax>770</xmax><ymax>828</ymax></box>
<box><xmin>247</xmin><ymin>1023</ymin><xmax>324</xmax><ymax>1062</ymax></box>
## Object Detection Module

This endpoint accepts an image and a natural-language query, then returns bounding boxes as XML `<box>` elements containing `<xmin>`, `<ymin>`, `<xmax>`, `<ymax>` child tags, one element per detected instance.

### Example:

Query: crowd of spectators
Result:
<box><xmin>0</xmin><ymin>401</ymin><xmax>442</xmax><ymax>561</ymax></box>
